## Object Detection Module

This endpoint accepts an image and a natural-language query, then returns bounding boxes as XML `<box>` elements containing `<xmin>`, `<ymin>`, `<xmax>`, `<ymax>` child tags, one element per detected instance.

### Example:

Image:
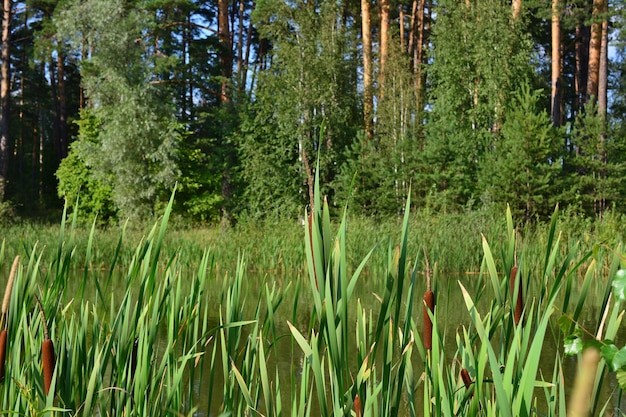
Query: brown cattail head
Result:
<box><xmin>423</xmin><ymin>290</ymin><xmax>435</xmax><ymax>350</ymax></box>
<box><xmin>35</xmin><ymin>295</ymin><xmax>56</xmax><ymax>396</ymax></box>
<box><xmin>42</xmin><ymin>338</ymin><xmax>56</xmax><ymax>396</ymax></box>
<box><xmin>0</xmin><ymin>329</ymin><xmax>6</xmax><ymax>383</ymax></box>
<box><xmin>354</xmin><ymin>394</ymin><xmax>362</xmax><ymax>417</ymax></box>
<box><xmin>460</xmin><ymin>368</ymin><xmax>472</xmax><ymax>389</ymax></box>
<box><xmin>510</xmin><ymin>265</ymin><xmax>523</xmax><ymax>326</ymax></box>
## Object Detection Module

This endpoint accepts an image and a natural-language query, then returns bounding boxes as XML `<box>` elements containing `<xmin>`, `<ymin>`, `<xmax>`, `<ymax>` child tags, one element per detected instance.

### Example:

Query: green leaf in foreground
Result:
<box><xmin>612</xmin><ymin>269</ymin><xmax>626</xmax><ymax>301</ymax></box>
<box><xmin>564</xmin><ymin>335</ymin><xmax>583</xmax><ymax>356</ymax></box>
<box><xmin>600</xmin><ymin>343</ymin><xmax>619</xmax><ymax>370</ymax></box>
<box><xmin>611</xmin><ymin>346</ymin><xmax>626</xmax><ymax>371</ymax></box>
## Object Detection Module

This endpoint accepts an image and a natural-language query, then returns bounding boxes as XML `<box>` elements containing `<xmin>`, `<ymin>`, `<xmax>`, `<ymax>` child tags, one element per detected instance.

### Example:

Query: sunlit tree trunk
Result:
<box><xmin>512</xmin><ymin>0</ymin><xmax>521</xmax><ymax>19</ymax></box>
<box><xmin>598</xmin><ymin>16</ymin><xmax>608</xmax><ymax>116</ymax></box>
<box><xmin>586</xmin><ymin>0</ymin><xmax>605</xmax><ymax>103</ymax></box>
<box><xmin>379</xmin><ymin>0</ymin><xmax>389</xmax><ymax>95</ymax></box>
<box><xmin>0</xmin><ymin>0</ymin><xmax>11</xmax><ymax>201</ymax></box>
<box><xmin>218</xmin><ymin>0</ymin><xmax>231</xmax><ymax>104</ymax></box>
<box><xmin>597</xmin><ymin>7</ymin><xmax>608</xmax><ymax>215</ymax></box>
<box><xmin>551</xmin><ymin>0</ymin><xmax>561</xmax><ymax>126</ymax></box>
<box><xmin>362</xmin><ymin>0</ymin><xmax>373</xmax><ymax>138</ymax></box>
<box><xmin>414</xmin><ymin>0</ymin><xmax>426</xmax><ymax>113</ymax></box>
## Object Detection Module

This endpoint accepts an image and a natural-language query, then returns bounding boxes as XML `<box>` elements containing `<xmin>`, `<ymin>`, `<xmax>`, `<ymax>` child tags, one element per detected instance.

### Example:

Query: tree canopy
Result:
<box><xmin>0</xmin><ymin>0</ymin><xmax>624</xmax><ymax>223</ymax></box>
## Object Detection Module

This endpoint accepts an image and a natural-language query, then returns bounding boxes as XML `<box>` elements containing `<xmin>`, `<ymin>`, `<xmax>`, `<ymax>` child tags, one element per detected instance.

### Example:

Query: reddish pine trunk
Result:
<box><xmin>361</xmin><ymin>0</ymin><xmax>373</xmax><ymax>138</ymax></box>
<box><xmin>551</xmin><ymin>0</ymin><xmax>561</xmax><ymax>126</ymax></box>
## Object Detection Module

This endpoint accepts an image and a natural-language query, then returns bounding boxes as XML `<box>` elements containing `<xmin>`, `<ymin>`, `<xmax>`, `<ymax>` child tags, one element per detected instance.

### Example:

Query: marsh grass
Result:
<box><xmin>0</xmin><ymin>181</ymin><xmax>622</xmax><ymax>415</ymax></box>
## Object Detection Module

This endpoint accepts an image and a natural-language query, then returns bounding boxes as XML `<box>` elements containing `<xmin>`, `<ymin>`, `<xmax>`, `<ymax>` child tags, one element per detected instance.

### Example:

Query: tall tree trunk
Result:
<box><xmin>512</xmin><ymin>0</ymin><xmax>521</xmax><ymax>19</ymax></box>
<box><xmin>408</xmin><ymin>0</ymin><xmax>417</xmax><ymax>55</ymax></box>
<box><xmin>574</xmin><ymin>25</ymin><xmax>589</xmax><ymax>114</ymax></box>
<box><xmin>57</xmin><ymin>51</ymin><xmax>68</xmax><ymax>159</ymax></box>
<box><xmin>49</xmin><ymin>55</ymin><xmax>61</xmax><ymax>161</ymax></box>
<box><xmin>551</xmin><ymin>0</ymin><xmax>561</xmax><ymax>126</ymax></box>
<box><xmin>597</xmin><ymin>16</ymin><xmax>608</xmax><ymax>116</ymax></box>
<box><xmin>414</xmin><ymin>0</ymin><xmax>426</xmax><ymax>114</ymax></box>
<box><xmin>379</xmin><ymin>0</ymin><xmax>390</xmax><ymax>96</ymax></box>
<box><xmin>586</xmin><ymin>0</ymin><xmax>605</xmax><ymax>103</ymax></box>
<box><xmin>399</xmin><ymin>6</ymin><xmax>405</xmax><ymax>51</ymax></box>
<box><xmin>0</xmin><ymin>0</ymin><xmax>11</xmax><ymax>201</ymax></box>
<box><xmin>362</xmin><ymin>0</ymin><xmax>373</xmax><ymax>138</ymax></box>
<box><xmin>597</xmin><ymin>8</ymin><xmax>608</xmax><ymax>215</ymax></box>
<box><xmin>236</xmin><ymin>0</ymin><xmax>244</xmax><ymax>97</ymax></box>
<box><xmin>218</xmin><ymin>0</ymin><xmax>231</xmax><ymax>104</ymax></box>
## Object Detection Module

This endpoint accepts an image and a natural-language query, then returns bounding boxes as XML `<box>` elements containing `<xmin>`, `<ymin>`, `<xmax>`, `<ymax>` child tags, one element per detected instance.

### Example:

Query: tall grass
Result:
<box><xmin>0</xmin><ymin>182</ymin><xmax>623</xmax><ymax>416</ymax></box>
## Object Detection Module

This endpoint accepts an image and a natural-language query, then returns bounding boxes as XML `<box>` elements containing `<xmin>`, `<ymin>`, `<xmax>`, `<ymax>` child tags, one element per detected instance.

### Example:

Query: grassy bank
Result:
<box><xmin>3</xmin><ymin>204</ymin><xmax>626</xmax><ymax>278</ymax></box>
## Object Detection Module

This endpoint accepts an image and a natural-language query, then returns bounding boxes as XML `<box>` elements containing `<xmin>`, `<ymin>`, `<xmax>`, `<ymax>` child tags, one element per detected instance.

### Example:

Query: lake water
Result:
<box><xmin>191</xmin><ymin>270</ymin><xmax>626</xmax><ymax>416</ymax></box>
<box><xmin>0</xmin><ymin>259</ymin><xmax>623</xmax><ymax>416</ymax></box>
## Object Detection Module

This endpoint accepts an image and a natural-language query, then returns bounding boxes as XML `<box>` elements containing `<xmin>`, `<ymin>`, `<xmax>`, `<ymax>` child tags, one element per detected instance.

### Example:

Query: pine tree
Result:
<box><xmin>481</xmin><ymin>85</ymin><xmax>561</xmax><ymax>220</ymax></box>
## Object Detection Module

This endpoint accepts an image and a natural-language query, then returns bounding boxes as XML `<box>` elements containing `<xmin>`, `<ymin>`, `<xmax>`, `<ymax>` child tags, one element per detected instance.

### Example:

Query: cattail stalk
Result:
<box><xmin>510</xmin><ymin>264</ymin><xmax>523</xmax><ymax>326</ymax></box>
<box><xmin>0</xmin><ymin>255</ymin><xmax>19</xmax><ymax>383</ymax></box>
<box><xmin>423</xmin><ymin>249</ymin><xmax>435</xmax><ymax>351</ymax></box>
<box><xmin>35</xmin><ymin>296</ymin><xmax>56</xmax><ymax>396</ymax></box>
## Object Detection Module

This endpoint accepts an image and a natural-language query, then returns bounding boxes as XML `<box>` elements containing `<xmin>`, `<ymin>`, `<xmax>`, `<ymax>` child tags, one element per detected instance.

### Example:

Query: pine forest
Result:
<box><xmin>0</xmin><ymin>0</ymin><xmax>624</xmax><ymax>224</ymax></box>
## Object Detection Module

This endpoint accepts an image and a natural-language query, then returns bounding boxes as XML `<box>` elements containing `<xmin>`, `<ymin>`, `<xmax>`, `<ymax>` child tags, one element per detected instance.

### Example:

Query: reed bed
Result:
<box><xmin>0</xmin><ymin>181</ymin><xmax>622</xmax><ymax>416</ymax></box>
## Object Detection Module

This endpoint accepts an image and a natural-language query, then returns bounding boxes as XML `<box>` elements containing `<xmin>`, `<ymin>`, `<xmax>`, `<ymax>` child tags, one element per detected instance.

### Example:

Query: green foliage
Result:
<box><xmin>338</xmin><ymin>31</ymin><xmax>421</xmax><ymax>216</ymax></box>
<box><xmin>613</xmin><ymin>269</ymin><xmax>626</xmax><ymax>302</ymax></box>
<box><xmin>481</xmin><ymin>85</ymin><xmax>562</xmax><ymax>220</ymax></box>
<box><xmin>55</xmin><ymin>111</ymin><xmax>116</xmax><ymax>222</ymax></box>
<box><xmin>237</xmin><ymin>0</ymin><xmax>360</xmax><ymax>217</ymax></box>
<box><xmin>423</xmin><ymin>0</ymin><xmax>534</xmax><ymax>209</ymax></box>
<box><xmin>56</xmin><ymin>0</ymin><xmax>182</xmax><ymax>222</ymax></box>
<box><xmin>563</xmin><ymin>101</ymin><xmax>626</xmax><ymax>216</ymax></box>
<box><xmin>334</xmin><ymin>131</ymin><xmax>398</xmax><ymax>215</ymax></box>
<box><xmin>236</xmin><ymin>110</ymin><xmax>305</xmax><ymax>219</ymax></box>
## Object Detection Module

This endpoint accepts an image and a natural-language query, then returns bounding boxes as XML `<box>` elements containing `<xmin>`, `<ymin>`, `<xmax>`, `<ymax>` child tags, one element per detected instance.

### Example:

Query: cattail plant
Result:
<box><xmin>423</xmin><ymin>249</ymin><xmax>435</xmax><ymax>351</ymax></box>
<box><xmin>510</xmin><ymin>262</ymin><xmax>523</xmax><ymax>326</ymax></box>
<box><xmin>460</xmin><ymin>368</ymin><xmax>472</xmax><ymax>390</ymax></box>
<box><xmin>354</xmin><ymin>394</ymin><xmax>362</xmax><ymax>417</ymax></box>
<box><xmin>35</xmin><ymin>296</ymin><xmax>56</xmax><ymax>396</ymax></box>
<box><xmin>0</xmin><ymin>255</ymin><xmax>18</xmax><ymax>383</ymax></box>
